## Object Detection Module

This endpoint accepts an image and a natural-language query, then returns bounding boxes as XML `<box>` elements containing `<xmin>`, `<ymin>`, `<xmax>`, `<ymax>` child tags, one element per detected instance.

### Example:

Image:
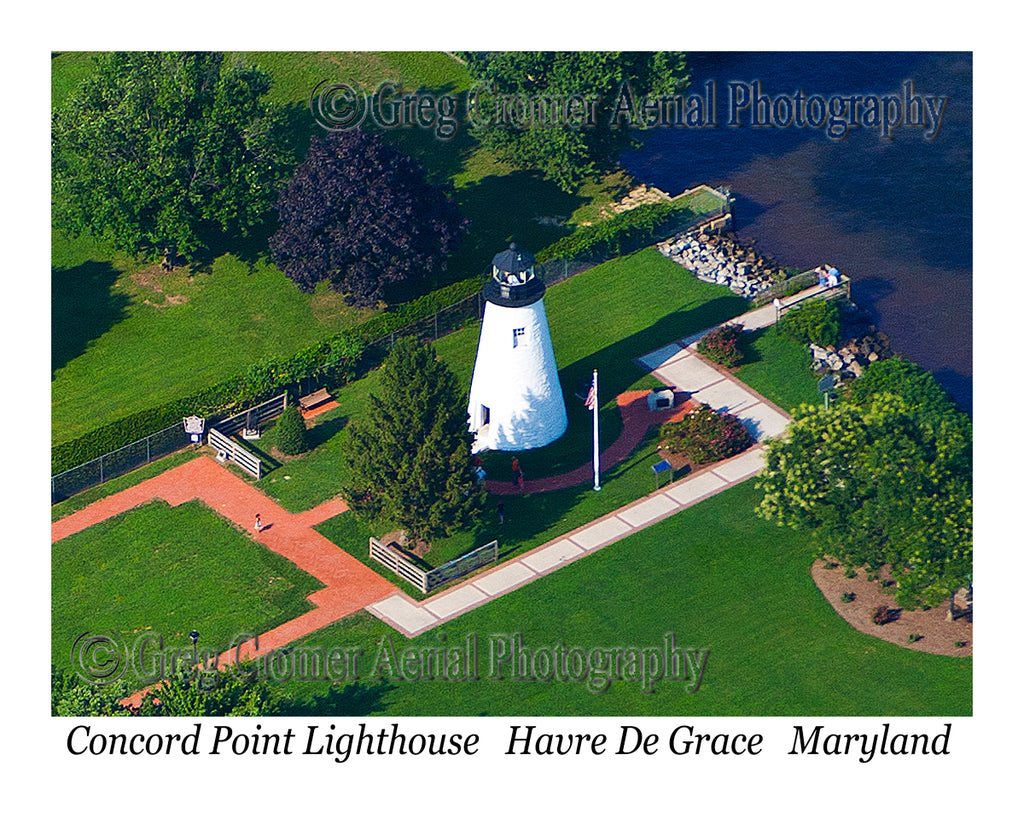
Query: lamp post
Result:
<box><xmin>818</xmin><ymin>374</ymin><xmax>837</xmax><ymax>409</ymax></box>
<box><xmin>189</xmin><ymin>630</ymin><xmax>200</xmax><ymax>663</ymax></box>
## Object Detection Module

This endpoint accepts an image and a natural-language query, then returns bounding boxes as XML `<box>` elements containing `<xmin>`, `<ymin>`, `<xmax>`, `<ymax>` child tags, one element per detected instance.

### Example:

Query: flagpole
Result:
<box><xmin>592</xmin><ymin>369</ymin><xmax>600</xmax><ymax>491</ymax></box>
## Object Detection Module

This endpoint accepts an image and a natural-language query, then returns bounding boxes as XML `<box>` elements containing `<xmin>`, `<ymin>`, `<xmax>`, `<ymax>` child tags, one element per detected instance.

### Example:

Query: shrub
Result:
<box><xmin>843</xmin><ymin>355</ymin><xmax>965</xmax><ymax>428</ymax></box>
<box><xmin>840</xmin><ymin>592</ymin><xmax>855</xmax><ymax>603</ymax></box>
<box><xmin>658</xmin><ymin>403</ymin><xmax>754</xmax><ymax>466</ymax></box>
<box><xmin>780</xmin><ymin>298</ymin><xmax>841</xmax><ymax>348</ymax></box>
<box><xmin>872</xmin><ymin>605</ymin><xmax>892</xmax><ymax>625</ymax></box>
<box><xmin>908</xmin><ymin>633</ymin><xmax>923</xmax><ymax>643</ymax></box>
<box><xmin>51</xmin><ymin>276</ymin><xmax>483</xmax><ymax>475</ymax></box>
<box><xmin>697</xmin><ymin>324</ymin><xmax>744</xmax><ymax>367</ymax></box>
<box><xmin>536</xmin><ymin>202</ymin><xmax>691</xmax><ymax>264</ymax></box>
<box><xmin>844</xmin><ymin>567</ymin><xmax>857</xmax><ymax>579</ymax></box>
<box><xmin>275</xmin><ymin>405</ymin><xmax>308</xmax><ymax>456</ymax></box>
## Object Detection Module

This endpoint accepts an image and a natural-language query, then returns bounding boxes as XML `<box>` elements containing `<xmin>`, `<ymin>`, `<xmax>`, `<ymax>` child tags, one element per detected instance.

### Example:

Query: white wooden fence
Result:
<box><xmin>369</xmin><ymin>537</ymin><xmax>499</xmax><ymax>594</ymax></box>
<box><xmin>208</xmin><ymin>427</ymin><xmax>262</xmax><ymax>479</ymax></box>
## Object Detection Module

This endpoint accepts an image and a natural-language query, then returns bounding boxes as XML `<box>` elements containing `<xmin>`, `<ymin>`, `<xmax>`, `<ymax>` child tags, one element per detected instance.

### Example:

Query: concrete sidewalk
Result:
<box><xmin>639</xmin><ymin>343</ymin><xmax>790</xmax><ymax>443</ymax></box>
<box><xmin>366</xmin><ymin>445</ymin><xmax>767</xmax><ymax>637</ymax></box>
<box><xmin>364</xmin><ymin>288</ymin><xmax>828</xmax><ymax>637</ymax></box>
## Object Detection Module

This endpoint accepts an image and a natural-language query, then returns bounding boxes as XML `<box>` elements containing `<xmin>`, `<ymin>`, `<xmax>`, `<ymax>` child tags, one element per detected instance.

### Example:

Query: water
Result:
<box><xmin>621</xmin><ymin>52</ymin><xmax>972</xmax><ymax>413</ymax></box>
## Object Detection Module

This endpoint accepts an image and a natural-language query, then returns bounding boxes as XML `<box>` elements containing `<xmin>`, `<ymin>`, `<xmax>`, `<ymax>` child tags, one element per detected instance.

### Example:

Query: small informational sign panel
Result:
<box><xmin>183</xmin><ymin>415</ymin><xmax>205</xmax><ymax>436</ymax></box>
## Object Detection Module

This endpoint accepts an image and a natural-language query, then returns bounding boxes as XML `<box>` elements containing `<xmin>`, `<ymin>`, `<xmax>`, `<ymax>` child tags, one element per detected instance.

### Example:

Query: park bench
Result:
<box><xmin>298</xmin><ymin>387</ymin><xmax>332</xmax><ymax>412</ymax></box>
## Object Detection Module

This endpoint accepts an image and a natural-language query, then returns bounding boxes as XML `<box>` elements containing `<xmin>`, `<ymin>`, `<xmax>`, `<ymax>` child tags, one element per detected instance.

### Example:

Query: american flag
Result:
<box><xmin>584</xmin><ymin>383</ymin><xmax>597</xmax><ymax>411</ymax></box>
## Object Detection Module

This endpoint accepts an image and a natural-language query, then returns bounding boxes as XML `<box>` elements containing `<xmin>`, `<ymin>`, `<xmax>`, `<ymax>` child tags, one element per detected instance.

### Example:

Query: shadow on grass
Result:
<box><xmin>277</xmin><ymin>679</ymin><xmax>395</xmax><ymax>717</ymax></box>
<box><xmin>443</xmin><ymin>170</ymin><xmax>579</xmax><ymax>284</ymax></box>
<box><xmin>52</xmin><ymin>260</ymin><xmax>129</xmax><ymax>376</ymax></box>
<box><xmin>737</xmin><ymin>326</ymin><xmax>768</xmax><ymax>365</ymax></box>
<box><xmin>306</xmin><ymin>414</ymin><xmax>350</xmax><ymax>450</ymax></box>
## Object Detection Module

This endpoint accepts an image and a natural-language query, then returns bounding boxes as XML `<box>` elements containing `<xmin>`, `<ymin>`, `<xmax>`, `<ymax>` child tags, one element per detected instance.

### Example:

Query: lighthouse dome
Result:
<box><xmin>484</xmin><ymin>243</ymin><xmax>545</xmax><ymax>307</ymax></box>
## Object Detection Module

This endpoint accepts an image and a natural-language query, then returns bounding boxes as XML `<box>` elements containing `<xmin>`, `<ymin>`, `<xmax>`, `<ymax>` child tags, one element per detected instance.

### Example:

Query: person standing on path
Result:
<box><xmin>254</xmin><ymin>514</ymin><xmax>263</xmax><ymax>532</ymax></box>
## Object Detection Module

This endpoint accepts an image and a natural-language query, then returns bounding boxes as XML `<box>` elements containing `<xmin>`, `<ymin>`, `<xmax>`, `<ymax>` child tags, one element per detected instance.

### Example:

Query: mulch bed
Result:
<box><xmin>811</xmin><ymin>558</ymin><xmax>972</xmax><ymax>657</ymax></box>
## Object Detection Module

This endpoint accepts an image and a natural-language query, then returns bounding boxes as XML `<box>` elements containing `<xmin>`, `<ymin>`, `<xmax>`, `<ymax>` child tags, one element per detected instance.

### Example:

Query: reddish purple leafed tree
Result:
<box><xmin>269</xmin><ymin>129</ymin><xmax>469</xmax><ymax>306</ymax></box>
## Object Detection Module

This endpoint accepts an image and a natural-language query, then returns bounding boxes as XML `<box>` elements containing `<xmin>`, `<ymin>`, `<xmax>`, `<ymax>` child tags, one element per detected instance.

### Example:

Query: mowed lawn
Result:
<box><xmin>256</xmin><ymin>248</ymin><xmax>750</xmax><ymax>513</ymax></box>
<box><xmin>52</xmin><ymin>253</ymin><xmax>373</xmax><ymax>443</ymax></box>
<box><xmin>50</xmin><ymin>51</ymin><xmax>581</xmax><ymax>445</ymax></box>
<box><xmin>275</xmin><ymin>481</ymin><xmax>971</xmax><ymax>717</ymax></box>
<box><xmin>51</xmin><ymin>499</ymin><xmax>323</xmax><ymax>684</ymax></box>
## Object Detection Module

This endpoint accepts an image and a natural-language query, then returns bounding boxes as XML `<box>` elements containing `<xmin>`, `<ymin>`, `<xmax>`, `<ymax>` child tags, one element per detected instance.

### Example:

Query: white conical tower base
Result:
<box><xmin>467</xmin><ymin>297</ymin><xmax>567</xmax><ymax>452</ymax></box>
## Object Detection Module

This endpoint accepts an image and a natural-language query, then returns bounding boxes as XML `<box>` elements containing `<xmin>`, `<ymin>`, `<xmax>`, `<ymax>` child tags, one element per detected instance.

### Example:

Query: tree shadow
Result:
<box><xmin>848</xmin><ymin>275</ymin><xmax>895</xmax><ymax>319</ymax></box>
<box><xmin>737</xmin><ymin>326</ymin><xmax>767</xmax><ymax>365</ymax></box>
<box><xmin>277</xmin><ymin>679</ymin><xmax>395</xmax><ymax>717</ymax></box>
<box><xmin>445</xmin><ymin>170</ymin><xmax>580</xmax><ymax>284</ymax></box>
<box><xmin>306</xmin><ymin>414</ymin><xmax>350</xmax><ymax>450</ymax></box>
<box><xmin>52</xmin><ymin>260</ymin><xmax>129</xmax><ymax>377</ymax></box>
<box><xmin>729</xmin><ymin>192</ymin><xmax>771</xmax><ymax>233</ymax></box>
<box><xmin>931</xmin><ymin>367</ymin><xmax>973</xmax><ymax>417</ymax></box>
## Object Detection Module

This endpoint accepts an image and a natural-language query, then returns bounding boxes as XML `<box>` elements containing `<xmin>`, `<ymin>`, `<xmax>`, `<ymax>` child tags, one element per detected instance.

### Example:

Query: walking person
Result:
<box><xmin>254</xmin><ymin>513</ymin><xmax>263</xmax><ymax>533</ymax></box>
<box><xmin>497</xmin><ymin>500</ymin><xmax>505</xmax><ymax>525</ymax></box>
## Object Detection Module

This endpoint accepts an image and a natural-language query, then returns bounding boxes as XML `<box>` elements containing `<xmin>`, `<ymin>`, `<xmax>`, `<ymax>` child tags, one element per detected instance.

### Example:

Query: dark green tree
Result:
<box><xmin>459</xmin><ymin>51</ymin><xmax>689</xmax><ymax>191</ymax></box>
<box><xmin>340</xmin><ymin>337</ymin><xmax>484</xmax><ymax>543</ymax></box>
<box><xmin>51</xmin><ymin>666</ymin><xmax>133</xmax><ymax>717</ymax></box>
<box><xmin>269</xmin><ymin>128</ymin><xmax>468</xmax><ymax>307</ymax></box>
<box><xmin>275</xmin><ymin>404</ymin><xmax>308</xmax><ymax>456</ymax></box>
<box><xmin>135</xmin><ymin>663</ymin><xmax>280</xmax><ymax>717</ymax></box>
<box><xmin>52</xmin><ymin>52</ymin><xmax>294</xmax><ymax>259</ymax></box>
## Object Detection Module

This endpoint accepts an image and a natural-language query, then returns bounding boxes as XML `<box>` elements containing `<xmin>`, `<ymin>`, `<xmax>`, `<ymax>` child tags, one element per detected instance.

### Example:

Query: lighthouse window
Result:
<box><xmin>512</xmin><ymin>327</ymin><xmax>527</xmax><ymax>348</ymax></box>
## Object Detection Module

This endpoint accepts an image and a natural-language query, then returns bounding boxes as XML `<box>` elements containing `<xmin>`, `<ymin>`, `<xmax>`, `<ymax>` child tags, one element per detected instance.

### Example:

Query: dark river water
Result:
<box><xmin>621</xmin><ymin>52</ymin><xmax>972</xmax><ymax>413</ymax></box>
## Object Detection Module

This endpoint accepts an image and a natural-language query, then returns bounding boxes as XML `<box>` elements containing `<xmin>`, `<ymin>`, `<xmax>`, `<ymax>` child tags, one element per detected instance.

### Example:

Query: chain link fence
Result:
<box><xmin>52</xmin><ymin>190</ymin><xmax>734</xmax><ymax>504</ymax></box>
<box><xmin>51</xmin><ymin>422</ymin><xmax>192</xmax><ymax>504</ymax></box>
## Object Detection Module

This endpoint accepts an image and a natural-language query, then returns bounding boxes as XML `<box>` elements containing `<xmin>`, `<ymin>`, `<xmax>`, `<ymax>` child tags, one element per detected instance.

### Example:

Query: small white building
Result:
<box><xmin>467</xmin><ymin>244</ymin><xmax>567</xmax><ymax>452</ymax></box>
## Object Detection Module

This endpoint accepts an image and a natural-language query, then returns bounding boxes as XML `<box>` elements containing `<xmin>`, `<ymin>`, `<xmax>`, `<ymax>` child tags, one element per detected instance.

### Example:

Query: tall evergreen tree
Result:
<box><xmin>340</xmin><ymin>338</ymin><xmax>484</xmax><ymax>543</ymax></box>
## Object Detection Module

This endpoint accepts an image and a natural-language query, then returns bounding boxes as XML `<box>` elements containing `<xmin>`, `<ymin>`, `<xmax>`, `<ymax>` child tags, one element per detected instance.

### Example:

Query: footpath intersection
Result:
<box><xmin>367</xmin><ymin>322</ymin><xmax>793</xmax><ymax>636</ymax></box>
<box><xmin>54</xmin><ymin>292</ymin><xmax>810</xmax><ymax>659</ymax></box>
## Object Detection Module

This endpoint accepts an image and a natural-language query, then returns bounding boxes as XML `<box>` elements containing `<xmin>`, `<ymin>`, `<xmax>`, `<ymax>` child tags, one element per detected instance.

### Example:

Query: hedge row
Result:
<box><xmin>52</xmin><ymin>277</ymin><xmax>483</xmax><ymax>474</ymax></box>
<box><xmin>348</xmin><ymin>276</ymin><xmax>482</xmax><ymax>343</ymax></box>
<box><xmin>536</xmin><ymin>202</ymin><xmax>692</xmax><ymax>264</ymax></box>
<box><xmin>53</xmin><ymin>204</ymin><xmax>692</xmax><ymax>474</ymax></box>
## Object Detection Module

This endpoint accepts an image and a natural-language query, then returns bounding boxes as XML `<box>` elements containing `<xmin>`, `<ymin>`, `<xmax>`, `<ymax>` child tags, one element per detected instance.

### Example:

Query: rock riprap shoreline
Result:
<box><xmin>657</xmin><ymin>230</ymin><xmax>788</xmax><ymax>297</ymax></box>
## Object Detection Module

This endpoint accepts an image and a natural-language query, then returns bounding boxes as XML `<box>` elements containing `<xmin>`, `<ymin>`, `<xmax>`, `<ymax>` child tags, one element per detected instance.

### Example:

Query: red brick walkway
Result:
<box><xmin>52</xmin><ymin>456</ymin><xmax>397</xmax><ymax>683</ymax></box>
<box><xmin>485</xmin><ymin>390</ymin><xmax>696</xmax><ymax>495</ymax></box>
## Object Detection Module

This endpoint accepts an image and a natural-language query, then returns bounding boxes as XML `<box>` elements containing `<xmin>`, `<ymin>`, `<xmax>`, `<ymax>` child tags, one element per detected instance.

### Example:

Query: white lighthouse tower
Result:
<box><xmin>467</xmin><ymin>244</ymin><xmax>567</xmax><ymax>452</ymax></box>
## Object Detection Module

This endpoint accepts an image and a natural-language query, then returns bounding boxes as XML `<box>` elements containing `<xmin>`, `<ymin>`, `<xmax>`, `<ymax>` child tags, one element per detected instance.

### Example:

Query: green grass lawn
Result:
<box><xmin>51</xmin><ymin>499</ymin><xmax>323</xmax><ymax>685</ymax></box>
<box><xmin>253</xmin><ymin>248</ymin><xmax>748</xmax><ymax>513</ymax></box>
<box><xmin>272</xmin><ymin>480</ymin><xmax>971</xmax><ymax>717</ymax></box>
<box><xmin>52</xmin><ymin>254</ymin><xmax>374</xmax><ymax>443</ymax></box>
<box><xmin>50</xmin><ymin>51</ymin><xmax>607</xmax><ymax>445</ymax></box>
<box><xmin>733</xmin><ymin>325</ymin><xmax>822</xmax><ymax>412</ymax></box>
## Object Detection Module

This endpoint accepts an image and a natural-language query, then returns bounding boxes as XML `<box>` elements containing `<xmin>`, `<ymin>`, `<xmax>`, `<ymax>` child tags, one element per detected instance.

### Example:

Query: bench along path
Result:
<box><xmin>367</xmin><ymin>317</ymin><xmax>794</xmax><ymax>637</ymax></box>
